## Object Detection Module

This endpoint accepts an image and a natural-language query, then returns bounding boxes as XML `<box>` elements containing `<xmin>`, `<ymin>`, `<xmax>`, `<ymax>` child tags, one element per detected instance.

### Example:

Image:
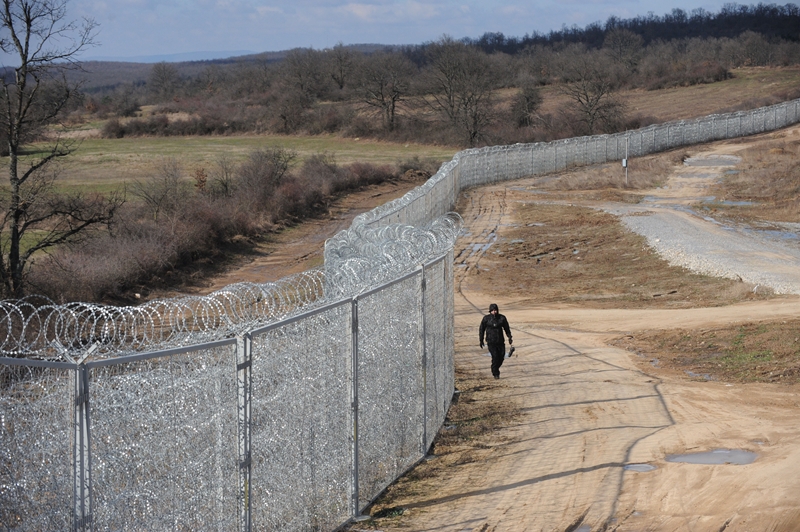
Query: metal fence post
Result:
<box><xmin>350</xmin><ymin>297</ymin><xmax>361</xmax><ymax>517</ymax></box>
<box><xmin>73</xmin><ymin>362</ymin><xmax>93</xmax><ymax>532</ymax></box>
<box><xmin>236</xmin><ymin>334</ymin><xmax>252</xmax><ymax>532</ymax></box>
<box><xmin>420</xmin><ymin>264</ymin><xmax>428</xmax><ymax>455</ymax></box>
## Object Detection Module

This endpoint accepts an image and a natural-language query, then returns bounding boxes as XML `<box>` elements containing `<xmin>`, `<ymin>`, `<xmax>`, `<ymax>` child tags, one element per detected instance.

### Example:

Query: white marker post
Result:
<box><xmin>622</xmin><ymin>135</ymin><xmax>629</xmax><ymax>186</ymax></box>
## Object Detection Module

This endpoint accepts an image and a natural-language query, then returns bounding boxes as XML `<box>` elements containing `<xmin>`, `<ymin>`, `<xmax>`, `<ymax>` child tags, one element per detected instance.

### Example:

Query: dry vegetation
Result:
<box><xmin>708</xmin><ymin>131</ymin><xmax>800</xmax><ymax>223</ymax></box>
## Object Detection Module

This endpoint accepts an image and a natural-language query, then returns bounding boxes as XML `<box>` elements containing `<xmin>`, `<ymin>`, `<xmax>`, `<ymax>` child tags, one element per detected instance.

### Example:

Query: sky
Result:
<box><xmin>7</xmin><ymin>0</ymin><xmax>737</xmax><ymax>63</ymax></box>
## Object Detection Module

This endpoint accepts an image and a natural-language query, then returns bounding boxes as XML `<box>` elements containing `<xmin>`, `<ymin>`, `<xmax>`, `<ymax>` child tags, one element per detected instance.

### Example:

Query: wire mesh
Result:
<box><xmin>356</xmin><ymin>274</ymin><xmax>424</xmax><ymax>510</ymax></box>
<box><xmin>88</xmin><ymin>344</ymin><xmax>239</xmax><ymax>531</ymax></box>
<box><xmin>0</xmin><ymin>270</ymin><xmax>327</xmax><ymax>359</ymax></box>
<box><xmin>1</xmin><ymin>366</ymin><xmax>74</xmax><ymax>531</ymax></box>
<box><xmin>250</xmin><ymin>302</ymin><xmax>353</xmax><ymax>531</ymax></box>
<box><xmin>423</xmin><ymin>255</ymin><xmax>455</xmax><ymax>451</ymax></box>
<box><xmin>2</xmin><ymin>98</ymin><xmax>800</xmax><ymax>531</ymax></box>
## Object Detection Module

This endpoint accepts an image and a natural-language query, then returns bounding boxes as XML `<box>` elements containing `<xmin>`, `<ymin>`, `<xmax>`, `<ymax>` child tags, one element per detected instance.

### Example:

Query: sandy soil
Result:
<box><xmin>188</xmin><ymin>132</ymin><xmax>800</xmax><ymax>531</ymax></box>
<box><xmin>402</xmin><ymin>174</ymin><xmax>800</xmax><ymax>531</ymax></box>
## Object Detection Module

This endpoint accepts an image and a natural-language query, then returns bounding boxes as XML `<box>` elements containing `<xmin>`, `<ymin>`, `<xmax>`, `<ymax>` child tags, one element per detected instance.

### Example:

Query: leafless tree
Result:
<box><xmin>131</xmin><ymin>158</ymin><xmax>186</xmax><ymax>222</ymax></box>
<box><xmin>328</xmin><ymin>42</ymin><xmax>355</xmax><ymax>90</ymax></box>
<box><xmin>208</xmin><ymin>153</ymin><xmax>237</xmax><ymax>198</ymax></box>
<box><xmin>0</xmin><ymin>0</ymin><xmax>123</xmax><ymax>297</ymax></box>
<box><xmin>283</xmin><ymin>48</ymin><xmax>329</xmax><ymax>99</ymax></box>
<box><xmin>235</xmin><ymin>147</ymin><xmax>297</xmax><ymax>204</ymax></box>
<box><xmin>511</xmin><ymin>85</ymin><xmax>542</xmax><ymax>128</ymax></box>
<box><xmin>357</xmin><ymin>52</ymin><xmax>413</xmax><ymax>131</ymax></box>
<box><xmin>149</xmin><ymin>61</ymin><xmax>180</xmax><ymax>100</ymax></box>
<box><xmin>422</xmin><ymin>36</ymin><xmax>500</xmax><ymax>145</ymax></box>
<box><xmin>603</xmin><ymin>28</ymin><xmax>644</xmax><ymax>72</ymax></box>
<box><xmin>558</xmin><ymin>47</ymin><xmax>626</xmax><ymax>135</ymax></box>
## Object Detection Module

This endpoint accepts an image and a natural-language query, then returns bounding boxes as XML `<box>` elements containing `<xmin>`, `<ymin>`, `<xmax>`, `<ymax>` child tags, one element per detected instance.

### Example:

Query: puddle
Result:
<box><xmin>666</xmin><ymin>449</ymin><xmax>757</xmax><ymax>465</ymax></box>
<box><xmin>708</xmin><ymin>200</ymin><xmax>754</xmax><ymax>206</ymax></box>
<box><xmin>574</xmin><ymin>526</ymin><xmax>591</xmax><ymax>532</ymax></box>
<box><xmin>756</xmin><ymin>229</ymin><xmax>800</xmax><ymax>241</ymax></box>
<box><xmin>624</xmin><ymin>463</ymin><xmax>657</xmax><ymax>472</ymax></box>
<box><xmin>683</xmin><ymin>155</ymin><xmax>741</xmax><ymax>166</ymax></box>
<box><xmin>686</xmin><ymin>370</ymin><xmax>714</xmax><ymax>381</ymax></box>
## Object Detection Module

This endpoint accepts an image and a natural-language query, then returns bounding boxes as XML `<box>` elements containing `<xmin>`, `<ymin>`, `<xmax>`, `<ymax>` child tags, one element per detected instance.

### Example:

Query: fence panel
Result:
<box><xmin>88</xmin><ymin>344</ymin><xmax>239</xmax><ymax>531</ymax></box>
<box><xmin>250</xmin><ymin>302</ymin><xmax>353</xmax><ymax>531</ymax></box>
<box><xmin>1</xmin><ymin>364</ymin><xmax>74</xmax><ymax>532</ymax></box>
<box><xmin>355</xmin><ymin>274</ymin><xmax>424</xmax><ymax>511</ymax></box>
<box><xmin>423</xmin><ymin>255</ymin><xmax>455</xmax><ymax>451</ymax></box>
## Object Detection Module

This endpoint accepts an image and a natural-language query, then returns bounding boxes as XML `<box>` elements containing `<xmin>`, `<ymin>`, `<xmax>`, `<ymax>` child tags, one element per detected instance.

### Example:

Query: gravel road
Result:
<box><xmin>606</xmin><ymin>153</ymin><xmax>800</xmax><ymax>295</ymax></box>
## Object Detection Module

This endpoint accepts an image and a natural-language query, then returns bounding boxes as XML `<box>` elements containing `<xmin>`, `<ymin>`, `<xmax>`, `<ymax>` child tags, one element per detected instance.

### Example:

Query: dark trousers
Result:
<box><xmin>488</xmin><ymin>343</ymin><xmax>505</xmax><ymax>377</ymax></box>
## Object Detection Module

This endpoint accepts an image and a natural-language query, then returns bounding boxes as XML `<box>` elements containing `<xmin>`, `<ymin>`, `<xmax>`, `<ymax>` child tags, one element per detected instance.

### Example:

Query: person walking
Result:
<box><xmin>479</xmin><ymin>303</ymin><xmax>513</xmax><ymax>379</ymax></box>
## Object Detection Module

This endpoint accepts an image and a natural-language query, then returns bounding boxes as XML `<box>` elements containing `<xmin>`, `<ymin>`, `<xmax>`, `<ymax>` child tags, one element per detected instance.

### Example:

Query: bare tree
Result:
<box><xmin>511</xmin><ymin>85</ymin><xmax>542</xmax><ymax>128</ymax></box>
<box><xmin>558</xmin><ymin>47</ymin><xmax>626</xmax><ymax>135</ymax></box>
<box><xmin>283</xmin><ymin>48</ymin><xmax>328</xmax><ymax>99</ymax></box>
<box><xmin>235</xmin><ymin>147</ymin><xmax>297</xmax><ymax>204</ymax></box>
<box><xmin>357</xmin><ymin>52</ymin><xmax>413</xmax><ymax>131</ymax></box>
<box><xmin>208</xmin><ymin>153</ymin><xmax>237</xmax><ymax>198</ymax></box>
<box><xmin>328</xmin><ymin>42</ymin><xmax>355</xmax><ymax>90</ymax></box>
<box><xmin>131</xmin><ymin>158</ymin><xmax>186</xmax><ymax>222</ymax></box>
<box><xmin>0</xmin><ymin>0</ymin><xmax>123</xmax><ymax>297</ymax></box>
<box><xmin>603</xmin><ymin>28</ymin><xmax>644</xmax><ymax>72</ymax></box>
<box><xmin>422</xmin><ymin>36</ymin><xmax>500</xmax><ymax>145</ymax></box>
<box><xmin>149</xmin><ymin>61</ymin><xmax>180</xmax><ymax>101</ymax></box>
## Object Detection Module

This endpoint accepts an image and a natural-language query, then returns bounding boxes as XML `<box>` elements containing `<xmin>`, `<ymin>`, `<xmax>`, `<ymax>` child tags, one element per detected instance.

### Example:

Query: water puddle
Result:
<box><xmin>684</xmin><ymin>155</ymin><xmax>741</xmax><ymax>166</ymax></box>
<box><xmin>666</xmin><ymin>449</ymin><xmax>757</xmax><ymax>465</ymax></box>
<box><xmin>624</xmin><ymin>463</ymin><xmax>657</xmax><ymax>472</ymax></box>
<box><xmin>707</xmin><ymin>199</ymin><xmax>754</xmax><ymax>206</ymax></box>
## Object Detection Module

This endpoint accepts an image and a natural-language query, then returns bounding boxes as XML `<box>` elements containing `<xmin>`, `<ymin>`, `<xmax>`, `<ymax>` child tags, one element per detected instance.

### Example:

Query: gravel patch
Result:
<box><xmin>618</xmin><ymin>208</ymin><xmax>800</xmax><ymax>295</ymax></box>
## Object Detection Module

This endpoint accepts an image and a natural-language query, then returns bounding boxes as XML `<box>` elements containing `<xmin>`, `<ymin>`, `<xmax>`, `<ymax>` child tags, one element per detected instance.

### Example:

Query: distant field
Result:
<box><xmin>536</xmin><ymin>66</ymin><xmax>800</xmax><ymax>122</ymax></box>
<box><xmin>4</xmin><ymin>66</ymin><xmax>799</xmax><ymax>195</ymax></box>
<box><xmin>7</xmin><ymin>136</ymin><xmax>458</xmax><ymax>194</ymax></box>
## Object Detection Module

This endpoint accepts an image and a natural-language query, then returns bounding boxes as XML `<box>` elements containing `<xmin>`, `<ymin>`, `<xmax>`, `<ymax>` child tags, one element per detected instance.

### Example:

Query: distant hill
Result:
<box><xmin>72</xmin><ymin>43</ymin><xmax>406</xmax><ymax>93</ymax></box>
<box><xmin>83</xmin><ymin>51</ymin><xmax>257</xmax><ymax>63</ymax></box>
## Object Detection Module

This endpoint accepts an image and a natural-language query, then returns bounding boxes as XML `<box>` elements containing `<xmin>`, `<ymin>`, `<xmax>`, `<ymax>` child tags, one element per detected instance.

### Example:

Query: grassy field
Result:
<box><xmin>3</xmin><ymin>66</ymin><xmax>799</xmax><ymax>196</ymax></box>
<box><xmin>7</xmin><ymin>135</ymin><xmax>458</xmax><ymax>194</ymax></box>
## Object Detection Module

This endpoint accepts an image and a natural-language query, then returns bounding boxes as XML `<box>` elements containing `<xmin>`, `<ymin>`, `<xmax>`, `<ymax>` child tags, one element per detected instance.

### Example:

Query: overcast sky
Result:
<box><xmin>10</xmin><ymin>0</ymin><xmax>737</xmax><ymax>62</ymax></box>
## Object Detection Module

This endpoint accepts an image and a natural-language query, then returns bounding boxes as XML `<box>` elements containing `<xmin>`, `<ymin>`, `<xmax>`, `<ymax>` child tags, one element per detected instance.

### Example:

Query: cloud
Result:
<box><xmin>339</xmin><ymin>1</ymin><xmax>441</xmax><ymax>22</ymax></box>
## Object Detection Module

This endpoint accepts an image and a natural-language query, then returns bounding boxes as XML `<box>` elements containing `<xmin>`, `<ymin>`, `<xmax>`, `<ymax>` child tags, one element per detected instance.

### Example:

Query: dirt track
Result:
<box><xmin>340</xmin><ymin>130</ymin><xmax>800</xmax><ymax>531</ymax></box>
<box><xmin>190</xmin><ymin>131</ymin><xmax>800</xmax><ymax>531</ymax></box>
<box><xmin>357</xmin><ymin>132</ymin><xmax>800</xmax><ymax>531</ymax></box>
<box><xmin>403</xmin><ymin>174</ymin><xmax>800</xmax><ymax>531</ymax></box>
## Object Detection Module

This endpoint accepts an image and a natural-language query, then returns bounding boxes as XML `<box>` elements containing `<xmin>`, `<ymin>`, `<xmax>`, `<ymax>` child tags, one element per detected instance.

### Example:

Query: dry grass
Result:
<box><xmin>474</xmin><ymin>202</ymin><xmax>776</xmax><ymax>309</ymax></box>
<box><xmin>621</xmin><ymin>66</ymin><xmax>800</xmax><ymax>122</ymax></box>
<box><xmin>612</xmin><ymin>319</ymin><xmax>800</xmax><ymax>384</ymax></box>
<box><xmin>5</xmin><ymin>135</ymin><xmax>458</xmax><ymax>193</ymax></box>
<box><xmin>538</xmin><ymin>149</ymin><xmax>683</xmax><ymax>191</ymax></box>
<box><xmin>706</xmin><ymin>129</ymin><xmax>800</xmax><ymax>224</ymax></box>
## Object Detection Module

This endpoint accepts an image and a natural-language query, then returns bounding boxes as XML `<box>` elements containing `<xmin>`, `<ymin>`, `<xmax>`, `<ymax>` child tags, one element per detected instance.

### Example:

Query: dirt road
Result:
<box><xmin>343</xmin><ymin>131</ymin><xmax>800</xmax><ymax>531</ymax></box>
<box><xmin>189</xmin><ymin>131</ymin><xmax>800</xmax><ymax>531</ymax></box>
<box><xmin>360</xmin><ymin>134</ymin><xmax>800</xmax><ymax>531</ymax></box>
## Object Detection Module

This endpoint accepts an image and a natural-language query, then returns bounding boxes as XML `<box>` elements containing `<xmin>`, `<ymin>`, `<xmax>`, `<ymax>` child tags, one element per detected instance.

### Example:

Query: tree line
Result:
<box><xmin>81</xmin><ymin>8</ymin><xmax>800</xmax><ymax>150</ymax></box>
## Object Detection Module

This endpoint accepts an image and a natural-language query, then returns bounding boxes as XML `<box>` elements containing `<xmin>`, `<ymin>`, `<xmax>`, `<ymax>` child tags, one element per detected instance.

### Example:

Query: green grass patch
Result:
<box><xmin>1</xmin><ymin>135</ymin><xmax>457</xmax><ymax>193</ymax></box>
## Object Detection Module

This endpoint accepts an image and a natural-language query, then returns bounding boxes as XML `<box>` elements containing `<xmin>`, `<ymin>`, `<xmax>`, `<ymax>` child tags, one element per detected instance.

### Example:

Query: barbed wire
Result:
<box><xmin>0</xmin><ymin>213</ymin><xmax>462</xmax><ymax>359</ymax></box>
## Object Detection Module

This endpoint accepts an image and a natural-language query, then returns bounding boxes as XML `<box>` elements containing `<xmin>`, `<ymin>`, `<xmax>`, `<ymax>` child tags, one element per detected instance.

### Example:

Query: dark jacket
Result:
<box><xmin>480</xmin><ymin>312</ymin><xmax>511</xmax><ymax>346</ymax></box>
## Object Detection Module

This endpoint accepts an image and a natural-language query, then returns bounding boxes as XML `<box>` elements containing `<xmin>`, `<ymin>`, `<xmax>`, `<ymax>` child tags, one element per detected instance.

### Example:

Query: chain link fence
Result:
<box><xmin>3</xmin><ymin>98</ymin><xmax>800</xmax><ymax>531</ymax></box>
<box><xmin>349</xmin><ymin>98</ymin><xmax>800</xmax><ymax>230</ymax></box>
